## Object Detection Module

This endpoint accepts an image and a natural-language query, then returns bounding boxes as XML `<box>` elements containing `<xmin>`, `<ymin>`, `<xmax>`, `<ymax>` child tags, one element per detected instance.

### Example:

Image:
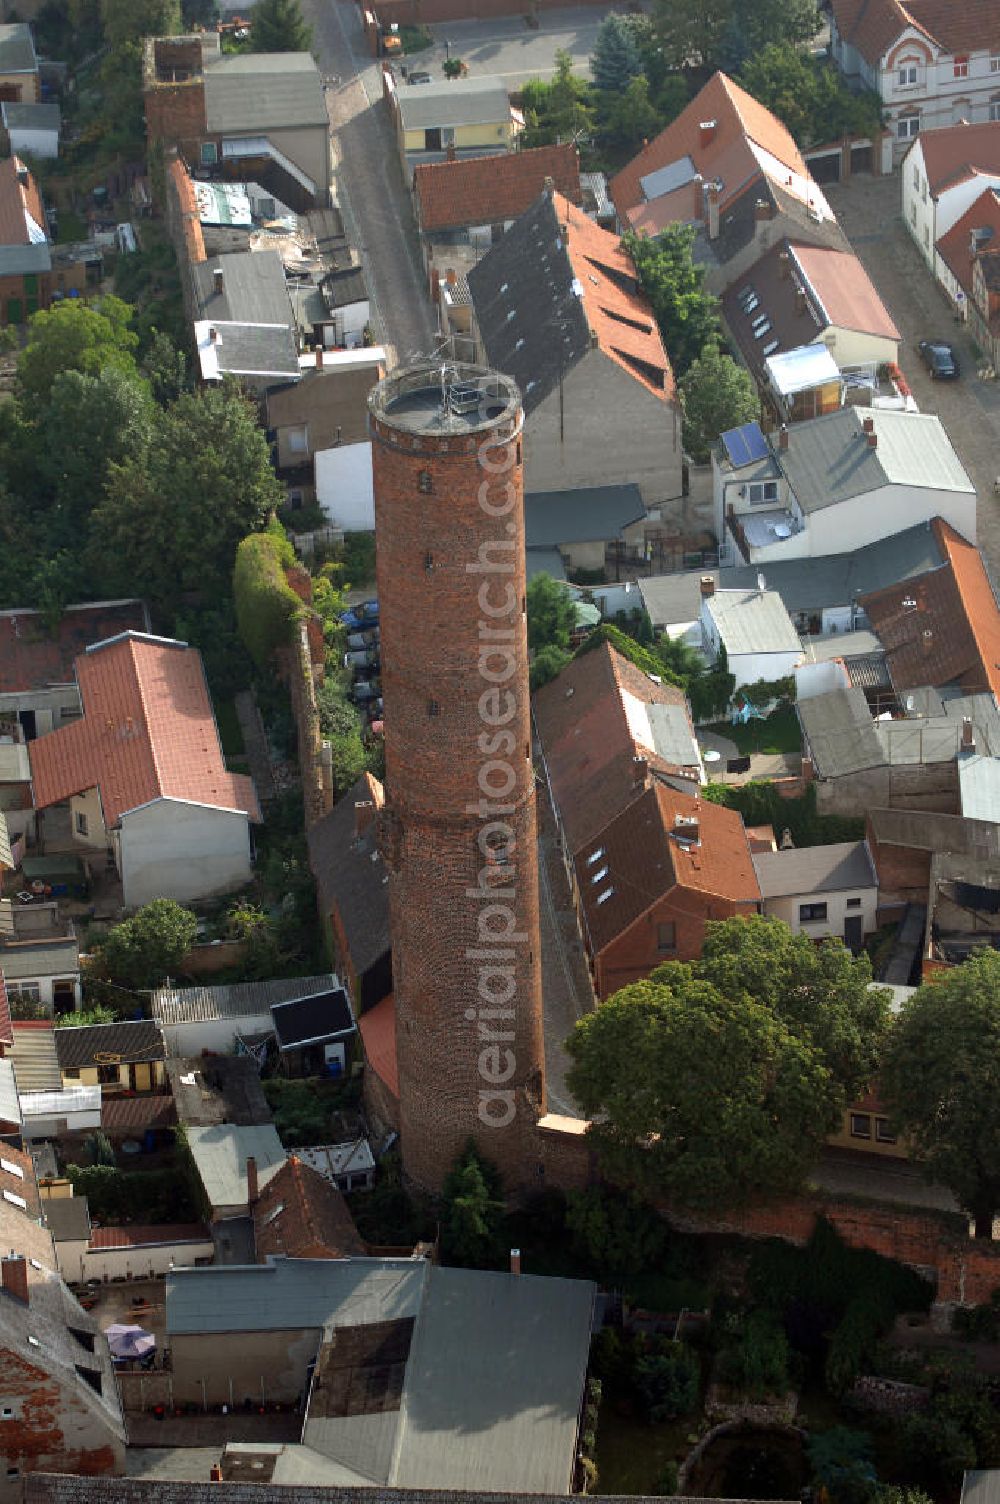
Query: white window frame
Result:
<box><xmin>991</xmin><ymin>94</ymin><xmax>1000</xmax><ymax>122</ymax></box>
<box><xmin>11</xmin><ymin>981</ymin><xmax>40</xmax><ymax>1002</ymax></box>
<box><xmin>897</xmin><ymin>113</ymin><xmax>920</xmax><ymax>140</ymax></box>
<box><xmin>953</xmin><ymin>55</ymin><xmax>969</xmax><ymax>79</ymax></box>
<box><xmin>896</xmin><ymin>63</ymin><xmax>918</xmax><ymax>87</ymax></box>
<box><xmin>991</xmin><ymin>54</ymin><xmax>1000</xmax><ymax>73</ymax></box>
<box><xmin>747</xmin><ymin>480</ymin><xmax>779</xmax><ymax>505</ymax></box>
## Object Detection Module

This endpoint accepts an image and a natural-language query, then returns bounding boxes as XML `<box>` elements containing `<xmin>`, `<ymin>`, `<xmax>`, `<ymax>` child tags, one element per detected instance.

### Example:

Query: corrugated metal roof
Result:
<box><xmin>20</xmin><ymin>1084</ymin><xmax>102</xmax><ymax>1117</ymax></box>
<box><xmin>779</xmin><ymin>408</ymin><xmax>974</xmax><ymax>512</ymax></box>
<box><xmin>705</xmin><ymin>588</ymin><xmax>801</xmax><ymax>656</ymax></box>
<box><xmin>153</xmin><ymin>973</ymin><xmax>337</xmax><ymax>1025</ymax></box>
<box><xmin>394</xmin><ymin>1264</ymin><xmax>594</xmax><ymax>1493</ymax></box>
<box><xmin>753</xmin><ymin>840</ymin><xmax>876</xmax><ymax>899</ymax></box>
<box><xmin>186</xmin><ymin>1123</ymin><xmax>286</xmax><ymax>1210</ymax></box>
<box><xmin>9</xmin><ymin>1022</ymin><xmax>62</xmax><ymax>1093</ymax></box>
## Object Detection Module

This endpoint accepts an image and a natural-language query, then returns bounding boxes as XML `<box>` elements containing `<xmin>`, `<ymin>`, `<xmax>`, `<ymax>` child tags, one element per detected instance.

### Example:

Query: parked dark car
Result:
<box><xmin>918</xmin><ymin>340</ymin><xmax>960</xmax><ymax>379</ymax></box>
<box><xmin>340</xmin><ymin>599</ymin><xmax>379</xmax><ymax>631</ymax></box>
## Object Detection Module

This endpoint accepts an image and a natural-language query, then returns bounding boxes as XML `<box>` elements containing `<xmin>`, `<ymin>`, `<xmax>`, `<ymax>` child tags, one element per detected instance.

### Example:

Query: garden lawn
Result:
<box><xmin>708</xmin><ymin>703</ymin><xmax>802</xmax><ymax>756</ymax></box>
<box><xmin>595</xmin><ymin>1409</ymin><xmax>693</xmax><ymax>1495</ymax></box>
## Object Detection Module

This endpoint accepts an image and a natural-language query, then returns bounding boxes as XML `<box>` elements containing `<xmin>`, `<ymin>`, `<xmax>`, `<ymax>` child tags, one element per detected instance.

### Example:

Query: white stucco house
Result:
<box><xmin>902</xmin><ymin>122</ymin><xmax>1000</xmax><ymax>273</ymax></box>
<box><xmin>752</xmin><ymin>840</ymin><xmax>878</xmax><ymax>952</ymax></box>
<box><xmin>28</xmin><ymin>632</ymin><xmax>260</xmax><ymax>910</ymax></box>
<box><xmin>315</xmin><ymin>440</ymin><xmax>375</xmax><ymax>531</ymax></box>
<box><xmin>698</xmin><ymin>583</ymin><xmax>803</xmax><ymax>690</ymax></box>
<box><xmin>830</xmin><ymin>0</ymin><xmax>1000</xmax><ymax>161</ymax></box>
<box><xmin>714</xmin><ymin>409</ymin><xmax>976</xmax><ymax>568</ymax></box>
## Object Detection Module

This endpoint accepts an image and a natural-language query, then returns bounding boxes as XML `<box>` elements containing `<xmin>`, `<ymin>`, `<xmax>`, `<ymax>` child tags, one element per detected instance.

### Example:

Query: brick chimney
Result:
<box><xmin>246</xmin><ymin>1156</ymin><xmax>259</xmax><ymax>1207</ymax></box>
<box><xmin>691</xmin><ymin>171</ymin><xmax>703</xmax><ymax>219</ymax></box>
<box><xmin>700</xmin><ymin>574</ymin><xmax>715</xmax><ymax>597</ymax></box>
<box><xmin>1</xmin><ymin>1253</ymin><xmax>28</xmax><ymax>1305</ymax></box>
<box><xmin>754</xmin><ymin>198</ymin><xmax>773</xmax><ymax>224</ymax></box>
<box><xmin>213</xmin><ymin>266</ymin><xmax>224</xmax><ymax>297</ymax></box>
<box><xmin>779</xmin><ymin>425</ymin><xmax>789</xmax><ymax>451</ymax></box>
<box><xmin>315</xmin><ymin>345</ymin><xmax>324</xmax><ymax>370</ymax></box>
<box><xmin>698</xmin><ymin>119</ymin><xmax>717</xmax><ymax>148</ymax></box>
<box><xmin>208</xmin><ymin>326</ymin><xmax>219</xmax><ymax>344</ymax></box>
<box><xmin>867</xmin><ymin>430</ymin><xmax>878</xmax><ymax>448</ymax></box>
<box><xmin>355</xmin><ymin>798</ymin><xmax>376</xmax><ymax>839</ymax></box>
<box><xmin>633</xmin><ymin>755</ymin><xmax>648</xmax><ymax>787</ymax></box>
<box><xmin>210</xmin><ymin>1464</ymin><xmax>223</xmax><ymax>1482</ymax></box>
<box><xmin>921</xmin><ymin>628</ymin><xmax>934</xmax><ymax>655</ymax></box>
<box><xmin>510</xmin><ymin>1248</ymin><xmax>521</xmax><ymax>1275</ymax></box>
<box><xmin>862</xmin><ymin>414</ymin><xmax>874</xmax><ymax>434</ymax></box>
<box><xmin>543</xmin><ymin>174</ymin><xmax>554</xmax><ymax>196</ymax></box>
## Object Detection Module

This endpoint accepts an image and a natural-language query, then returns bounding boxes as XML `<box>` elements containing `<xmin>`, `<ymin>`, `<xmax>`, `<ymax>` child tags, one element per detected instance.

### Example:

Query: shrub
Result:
<box><xmin>66</xmin><ymin>1162</ymin><xmax>200</xmax><ymax>1224</ymax></box>
<box><xmin>825</xmin><ymin>1291</ymin><xmax>896</xmax><ymax>1394</ymax></box>
<box><xmin>633</xmin><ymin>1338</ymin><xmax>700</xmax><ymax>1423</ymax></box>
<box><xmin>565</xmin><ymin>1185</ymin><xmax>667</xmax><ymax>1278</ymax></box>
<box><xmin>716</xmin><ymin>1310</ymin><xmax>790</xmax><ymax>1396</ymax></box>
<box><xmin>808</xmin><ymin>1427</ymin><xmax>877</xmax><ymax>1504</ymax></box>
<box><xmin>233</xmin><ymin>525</ymin><xmax>305</xmax><ymax>668</ymax></box>
<box><xmin>704</xmin><ymin>781</ymin><xmax>866</xmax><ymax>848</ymax></box>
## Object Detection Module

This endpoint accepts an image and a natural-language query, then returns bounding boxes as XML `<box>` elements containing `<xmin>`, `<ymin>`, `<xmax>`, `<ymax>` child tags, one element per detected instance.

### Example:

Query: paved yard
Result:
<box><xmin>824</xmin><ymin>174</ymin><xmax>1000</xmax><ymax>579</ymax></box>
<box><xmin>420</xmin><ymin>7</ymin><xmax>620</xmax><ymax>87</ymax></box>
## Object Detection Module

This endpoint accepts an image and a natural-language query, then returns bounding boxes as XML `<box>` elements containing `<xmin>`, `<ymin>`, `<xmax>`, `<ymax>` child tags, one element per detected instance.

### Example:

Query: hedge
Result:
<box><xmin>233</xmin><ymin>525</ymin><xmax>305</xmax><ymax>668</ymax></box>
<box><xmin>702</xmin><ymin>779</ymin><xmax>865</xmax><ymax>847</ymax></box>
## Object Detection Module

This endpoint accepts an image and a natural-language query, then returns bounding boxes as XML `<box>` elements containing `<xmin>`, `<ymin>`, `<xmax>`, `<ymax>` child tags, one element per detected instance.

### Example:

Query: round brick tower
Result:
<box><xmin>369</xmin><ymin>361</ymin><xmax>546</xmax><ymax>1194</ymax></box>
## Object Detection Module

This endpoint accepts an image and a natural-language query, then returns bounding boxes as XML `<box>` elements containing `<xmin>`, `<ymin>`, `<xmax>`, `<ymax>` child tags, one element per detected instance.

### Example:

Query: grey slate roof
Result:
<box><xmin>467</xmin><ymin>190</ymin><xmax>590</xmax><ymax>416</ymax></box>
<box><xmin>0</xmin><ymin>241</ymin><xmax>50</xmax><ymax>275</ymax></box>
<box><xmin>204</xmin><ymin>50</ymin><xmax>327</xmax><ymax>132</ymax></box>
<box><xmin>778</xmin><ymin>408</ymin><xmax>974</xmax><ymax>512</ymax></box>
<box><xmin>193</xmin><ymin>249</ymin><xmax>292</xmax><ymax>325</ymax></box>
<box><xmin>54</xmin><ymin>1018</ymin><xmax>164</xmax><ymax>1070</ymax></box>
<box><xmin>2</xmin><ymin>100</ymin><xmax>59</xmax><ymax>131</ymax></box>
<box><xmin>0</xmin><ymin>22</ymin><xmax>37</xmax><ymax>73</ymax></box>
<box><xmin>526</xmin><ymin>546</ymin><xmax>567</xmax><ymax>581</ymax></box>
<box><xmin>205</xmin><ymin>320</ymin><xmax>301</xmax><ymax>379</ymax></box>
<box><xmin>321</xmin><ymin>264</ymin><xmax>368</xmax><ymax>310</ymax></box>
<box><xmin>753</xmin><ymin>840</ymin><xmax>876</xmax><ymax>899</ymax></box>
<box><xmin>185</xmin><ymin>1123</ymin><xmax>286</xmax><ymax>1209</ymax></box>
<box><xmin>639</xmin><ymin>522</ymin><xmax>946</xmax><ymax>628</ymax></box>
<box><xmin>152</xmin><ymin>973</ymin><xmax>337</xmax><ymax>1026</ymax></box>
<box><xmin>307</xmin><ymin>779</ymin><xmax>390</xmax><ymax>980</ymax></box>
<box><xmin>526</xmin><ymin>483</ymin><xmax>645</xmax><ymax>547</ymax></box>
<box><xmin>396</xmin><ymin>75</ymin><xmax>509</xmax><ymax>131</ymax></box>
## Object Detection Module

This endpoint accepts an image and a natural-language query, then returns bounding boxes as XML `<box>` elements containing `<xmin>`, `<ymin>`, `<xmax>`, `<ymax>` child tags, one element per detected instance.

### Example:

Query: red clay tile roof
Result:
<box><xmin>0</xmin><ymin>969</ymin><xmax>11</xmax><ymax>1049</ymax></box>
<box><xmin>937</xmin><ymin>187</ymin><xmax>1000</xmax><ymax>295</ymax></box>
<box><xmin>29</xmin><ymin>632</ymin><xmax>260</xmax><ymax>826</ymax></box>
<box><xmin>253</xmin><ymin>1155</ymin><xmax>365</xmax><ymax>1261</ymax></box>
<box><xmin>914</xmin><ymin>122</ymin><xmax>1000</xmax><ymax>197</ymax></box>
<box><xmin>88</xmin><ymin>1222</ymin><xmax>210</xmax><ymax>1249</ymax></box>
<box><xmin>167</xmin><ymin>156</ymin><xmax>207</xmax><ymax>267</ymax></box>
<box><xmin>789</xmin><ymin>243</ymin><xmax>899</xmax><ymax>340</ymax></box>
<box><xmin>414</xmin><ymin>143</ymin><xmax>581</xmax><ymax>234</ymax></box>
<box><xmin>610</xmin><ymin>71</ymin><xmax>811</xmax><ymax>222</ymax></box>
<box><xmin>832</xmin><ymin>0</ymin><xmax>1000</xmax><ymax>65</ymax></box>
<box><xmin>551</xmin><ymin>190</ymin><xmax>675</xmax><ymax>401</ymax></box>
<box><xmin>101</xmin><ymin>1093</ymin><xmax>178</xmax><ymax>1136</ymax></box>
<box><xmin>358</xmin><ymin>992</ymin><xmax>398</xmax><ymax>1099</ymax></box>
<box><xmin>0</xmin><ymin>155</ymin><xmax>47</xmax><ymax>247</ymax></box>
<box><xmin>860</xmin><ymin>519</ymin><xmax>1000</xmax><ymax>698</ymax></box>
<box><xmin>533</xmin><ymin>639</ymin><xmax>698</xmax><ymax>856</ymax></box>
<box><xmin>0</xmin><ymin>1142</ymin><xmax>40</xmax><ymax>1216</ymax></box>
<box><xmin>0</xmin><ymin>600</ymin><xmax>148</xmax><ymax>694</ymax></box>
<box><xmin>575</xmin><ymin>782</ymin><xmax>759</xmax><ymax>955</ymax></box>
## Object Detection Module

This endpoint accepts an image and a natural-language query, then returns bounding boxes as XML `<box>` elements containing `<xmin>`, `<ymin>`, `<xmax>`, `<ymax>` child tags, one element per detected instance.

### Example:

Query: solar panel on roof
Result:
<box><xmin>721</xmin><ymin>421</ymin><xmax>769</xmax><ymax>469</ymax></box>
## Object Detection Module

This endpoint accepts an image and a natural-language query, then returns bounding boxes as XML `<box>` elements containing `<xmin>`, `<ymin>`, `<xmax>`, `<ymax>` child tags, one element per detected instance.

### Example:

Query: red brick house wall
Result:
<box><xmin>594</xmin><ymin>891</ymin><xmax>758</xmax><ymax>999</ymax></box>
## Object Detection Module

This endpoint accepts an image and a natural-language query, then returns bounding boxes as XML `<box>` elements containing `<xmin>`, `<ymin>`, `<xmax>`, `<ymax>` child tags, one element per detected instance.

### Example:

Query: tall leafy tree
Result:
<box><xmin>652</xmin><ymin>0</ymin><xmax>733</xmax><ymax>71</ymax></box>
<box><xmin>720</xmin><ymin>0</ymin><xmax>820</xmax><ymax>71</ymax></box>
<box><xmin>740</xmin><ymin>43</ymin><xmax>883</xmax><ymax>148</ymax></box>
<box><xmin>598</xmin><ymin>75</ymin><xmax>661</xmax><ymax>151</ymax></box>
<box><xmin>591</xmin><ymin>13</ymin><xmax>642</xmax><ymax>92</ymax></box>
<box><xmin>250</xmin><ymin>0</ymin><xmax>312</xmax><ymax>52</ymax></box>
<box><xmin>96</xmin><ymin>899</ymin><xmax>199</xmax><ymax>991</ymax></box>
<box><xmin>16</xmin><ymin>296</ymin><xmax>139</xmax><ymax>409</ymax></box>
<box><xmin>679</xmin><ymin>341</ymin><xmax>759</xmax><ymax>463</ymax></box>
<box><xmin>100</xmin><ymin>0</ymin><xmax>181</xmax><ymax>46</ymax></box>
<box><xmin>39</xmin><ymin>367</ymin><xmax>155</xmax><ymax>545</ymax></box>
<box><xmin>89</xmin><ymin>383</ymin><xmax>283</xmax><ymax>613</ymax></box>
<box><xmin>624</xmin><ymin>224</ymin><xmax>720</xmax><ymax>377</ymax></box>
<box><xmin>526</xmin><ymin>572</ymin><xmax>576</xmax><ymax>654</ymax></box>
<box><xmin>566</xmin><ymin>916</ymin><xmax>890</xmax><ymax>1207</ymax></box>
<box><xmin>881</xmin><ymin>951</ymin><xmax>1000</xmax><ymax>1238</ymax></box>
<box><xmin>521</xmin><ymin>51</ymin><xmax>595</xmax><ymax>149</ymax></box>
<box><xmin>440</xmin><ymin>1142</ymin><xmax>506</xmax><ymax>1267</ymax></box>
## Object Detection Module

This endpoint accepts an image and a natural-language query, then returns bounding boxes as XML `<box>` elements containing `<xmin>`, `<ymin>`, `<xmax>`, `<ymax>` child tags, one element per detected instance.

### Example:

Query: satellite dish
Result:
<box><xmin>703</xmin><ymin>749</ymin><xmax>722</xmax><ymax>763</ymax></box>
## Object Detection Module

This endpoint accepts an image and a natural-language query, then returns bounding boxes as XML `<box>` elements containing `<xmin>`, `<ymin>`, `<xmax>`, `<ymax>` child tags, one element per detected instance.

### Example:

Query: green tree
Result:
<box><xmin>679</xmin><ymin>341</ymin><xmax>760</xmax><ymax>464</ymax></box>
<box><xmin>96</xmin><ymin>899</ymin><xmax>199</xmax><ymax>991</ymax></box>
<box><xmin>565</xmin><ymin>1185</ymin><xmax>667</xmax><ymax>1277</ymax></box>
<box><xmin>440</xmin><ymin>1141</ymin><xmax>505</xmax><ymax>1267</ymax></box>
<box><xmin>633</xmin><ymin>1339</ymin><xmax>699</xmax><ymax>1422</ymax></box>
<box><xmin>720</xmin><ymin>0</ymin><xmax>820</xmax><ymax>71</ymax></box>
<box><xmin>250</xmin><ymin>0</ymin><xmax>312</xmax><ymax>51</ymax></box>
<box><xmin>597</xmin><ymin>74</ymin><xmax>662</xmax><ymax>151</ymax></box>
<box><xmin>527</xmin><ymin>572</ymin><xmax>576</xmax><ymax>653</ymax></box>
<box><xmin>530</xmin><ymin>643</ymin><xmax>571</xmax><ymax>692</ymax></box>
<box><xmin>141</xmin><ymin>328</ymin><xmax>189</xmax><ymax>405</ymax></box>
<box><xmin>807</xmin><ymin>1428</ymin><xmax>877</xmax><ymax>1504</ymax></box>
<box><xmin>652</xmin><ymin>0</ymin><xmax>732</xmax><ymax>70</ymax></box>
<box><xmin>566</xmin><ymin>916</ymin><xmax>889</xmax><ymax>1208</ymax></box>
<box><xmin>521</xmin><ymin>51</ymin><xmax>595</xmax><ymax>149</ymax></box>
<box><xmin>625</xmin><ymin>224</ymin><xmax>720</xmax><ymax>377</ymax></box>
<box><xmin>39</xmin><ymin>367</ymin><xmax>155</xmax><ymax>545</ymax></box>
<box><xmin>17</xmin><ymin>296</ymin><xmax>139</xmax><ymax>409</ymax></box>
<box><xmin>881</xmin><ymin>951</ymin><xmax>1000</xmax><ymax>1238</ymax></box>
<box><xmin>329</xmin><ymin>726</ymin><xmax>369</xmax><ymax>796</ymax></box>
<box><xmin>90</xmin><ymin>384</ymin><xmax>283</xmax><ymax>611</ymax></box>
<box><xmin>740</xmin><ymin>43</ymin><xmax>882</xmax><ymax>148</ymax></box>
<box><xmin>100</xmin><ymin>0</ymin><xmax>181</xmax><ymax>45</ymax></box>
<box><xmin>591</xmin><ymin>13</ymin><xmax>642</xmax><ymax>92</ymax></box>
